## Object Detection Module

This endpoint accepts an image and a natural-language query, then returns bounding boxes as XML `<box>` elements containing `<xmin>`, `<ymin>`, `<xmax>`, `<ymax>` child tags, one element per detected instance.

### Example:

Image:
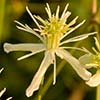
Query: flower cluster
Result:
<box><xmin>4</xmin><ymin>3</ymin><xmax>96</xmax><ymax>97</ymax></box>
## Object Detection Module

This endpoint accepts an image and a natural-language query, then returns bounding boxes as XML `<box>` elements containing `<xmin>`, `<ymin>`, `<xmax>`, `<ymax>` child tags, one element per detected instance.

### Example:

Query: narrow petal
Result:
<box><xmin>60</xmin><ymin>20</ymin><xmax>86</xmax><ymax>40</ymax></box>
<box><xmin>79</xmin><ymin>54</ymin><xmax>97</xmax><ymax>69</ymax></box>
<box><xmin>60</xmin><ymin>46</ymin><xmax>89</xmax><ymax>53</ymax></box>
<box><xmin>56</xmin><ymin>5</ymin><xmax>60</xmax><ymax>19</ymax></box>
<box><xmin>61</xmin><ymin>11</ymin><xmax>71</xmax><ymax>24</ymax></box>
<box><xmin>26</xmin><ymin>51</ymin><xmax>53</xmax><ymax>97</ymax></box>
<box><xmin>15</xmin><ymin>21</ymin><xmax>44</xmax><ymax>42</ymax></box>
<box><xmin>26</xmin><ymin>6</ymin><xmax>41</xmax><ymax>29</ymax></box>
<box><xmin>0</xmin><ymin>68</ymin><xmax>4</xmax><ymax>74</ymax></box>
<box><xmin>45</xmin><ymin>3</ymin><xmax>51</xmax><ymax>18</ymax></box>
<box><xmin>0</xmin><ymin>88</ymin><xmax>6</xmax><ymax>97</ymax></box>
<box><xmin>6</xmin><ymin>97</ymin><xmax>13</xmax><ymax>100</ymax></box>
<box><xmin>34</xmin><ymin>15</ymin><xmax>46</xmax><ymax>25</ymax></box>
<box><xmin>51</xmin><ymin>52</ymin><xmax>56</xmax><ymax>85</ymax></box>
<box><xmin>4</xmin><ymin>43</ymin><xmax>45</xmax><ymax>53</ymax></box>
<box><xmin>60</xmin><ymin>32</ymin><xmax>96</xmax><ymax>45</ymax></box>
<box><xmin>17</xmin><ymin>48</ymin><xmax>45</xmax><ymax>61</ymax></box>
<box><xmin>86</xmin><ymin>70</ymin><xmax>100</xmax><ymax>87</ymax></box>
<box><xmin>60</xmin><ymin>3</ymin><xmax>69</xmax><ymax>20</ymax></box>
<box><xmin>56</xmin><ymin>49</ymin><xmax>92</xmax><ymax>80</ymax></box>
<box><xmin>68</xmin><ymin>16</ymin><xmax>78</xmax><ymax>27</ymax></box>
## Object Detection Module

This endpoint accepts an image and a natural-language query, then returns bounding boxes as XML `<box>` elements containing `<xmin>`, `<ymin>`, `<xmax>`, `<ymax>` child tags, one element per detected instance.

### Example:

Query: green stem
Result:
<box><xmin>96</xmin><ymin>85</ymin><xmax>100</xmax><ymax>100</ymax></box>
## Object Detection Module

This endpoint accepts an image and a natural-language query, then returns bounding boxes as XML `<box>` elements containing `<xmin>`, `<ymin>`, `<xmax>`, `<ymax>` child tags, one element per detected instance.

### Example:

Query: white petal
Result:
<box><xmin>51</xmin><ymin>52</ymin><xmax>56</xmax><ymax>85</ymax></box>
<box><xmin>26</xmin><ymin>6</ymin><xmax>41</xmax><ymax>29</ymax></box>
<box><xmin>60</xmin><ymin>3</ymin><xmax>69</xmax><ymax>20</ymax></box>
<box><xmin>15</xmin><ymin>20</ymin><xmax>44</xmax><ymax>42</ymax></box>
<box><xmin>68</xmin><ymin>16</ymin><xmax>78</xmax><ymax>27</ymax></box>
<box><xmin>17</xmin><ymin>48</ymin><xmax>45</xmax><ymax>61</ymax></box>
<box><xmin>34</xmin><ymin>15</ymin><xmax>46</xmax><ymax>25</ymax></box>
<box><xmin>60</xmin><ymin>20</ymin><xmax>86</xmax><ymax>40</ymax></box>
<box><xmin>6</xmin><ymin>97</ymin><xmax>13</xmax><ymax>100</ymax></box>
<box><xmin>61</xmin><ymin>11</ymin><xmax>71</xmax><ymax>24</ymax></box>
<box><xmin>79</xmin><ymin>54</ymin><xmax>97</xmax><ymax>69</ymax></box>
<box><xmin>45</xmin><ymin>3</ymin><xmax>51</xmax><ymax>18</ymax></box>
<box><xmin>86</xmin><ymin>70</ymin><xmax>100</xmax><ymax>87</ymax></box>
<box><xmin>60</xmin><ymin>32</ymin><xmax>96</xmax><ymax>45</ymax></box>
<box><xmin>0</xmin><ymin>68</ymin><xmax>4</xmax><ymax>74</ymax></box>
<box><xmin>56</xmin><ymin>49</ymin><xmax>92</xmax><ymax>80</ymax></box>
<box><xmin>60</xmin><ymin>46</ymin><xmax>88</xmax><ymax>53</ymax></box>
<box><xmin>4</xmin><ymin>43</ymin><xmax>45</xmax><ymax>53</ymax></box>
<box><xmin>0</xmin><ymin>88</ymin><xmax>6</xmax><ymax>97</ymax></box>
<box><xmin>56</xmin><ymin>5</ymin><xmax>60</xmax><ymax>19</ymax></box>
<box><xmin>26</xmin><ymin>51</ymin><xmax>53</xmax><ymax>97</ymax></box>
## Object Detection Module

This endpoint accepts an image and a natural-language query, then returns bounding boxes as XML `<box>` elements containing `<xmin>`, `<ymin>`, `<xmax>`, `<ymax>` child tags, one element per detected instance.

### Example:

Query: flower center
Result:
<box><xmin>41</xmin><ymin>16</ymin><xmax>70</xmax><ymax>50</ymax></box>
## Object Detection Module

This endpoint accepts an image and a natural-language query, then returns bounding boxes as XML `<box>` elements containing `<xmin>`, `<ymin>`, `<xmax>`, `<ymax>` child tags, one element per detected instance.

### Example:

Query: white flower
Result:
<box><xmin>79</xmin><ymin>37</ymin><xmax>100</xmax><ymax>87</ymax></box>
<box><xmin>4</xmin><ymin>3</ymin><xmax>95</xmax><ymax>97</ymax></box>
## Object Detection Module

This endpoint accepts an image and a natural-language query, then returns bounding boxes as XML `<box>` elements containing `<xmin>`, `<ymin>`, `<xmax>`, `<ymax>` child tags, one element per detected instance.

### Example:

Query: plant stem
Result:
<box><xmin>96</xmin><ymin>85</ymin><xmax>100</xmax><ymax>100</ymax></box>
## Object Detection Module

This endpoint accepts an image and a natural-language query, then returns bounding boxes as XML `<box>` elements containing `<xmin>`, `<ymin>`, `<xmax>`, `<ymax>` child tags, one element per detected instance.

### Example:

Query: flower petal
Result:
<box><xmin>56</xmin><ymin>5</ymin><xmax>60</xmax><ymax>19</ymax></box>
<box><xmin>60</xmin><ymin>3</ymin><xmax>69</xmax><ymax>20</ymax></box>
<box><xmin>17</xmin><ymin>50</ymin><xmax>44</xmax><ymax>61</ymax></box>
<box><xmin>6</xmin><ymin>97</ymin><xmax>13</xmax><ymax>100</ymax></box>
<box><xmin>68</xmin><ymin>16</ymin><xmax>78</xmax><ymax>27</ymax></box>
<box><xmin>60</xmin><ymin>32</ymin><xmax>96</xmax><ymax>45</ymax></box>
<box><xmin>60</xmin><ymin>20</ymin><xmax>85</xmax><ymax>40</ymax></box>
<box><xmin>51</xmin><ymin>52</ymin><xmax>56</xmax><ymax>85</ymax></box>
<box><xmin>60</xmin><ymin>46</ymin><xmax>88</xmax><ymax>53</ymax></box>
<box><xmin>0</xmin><ymin>68</ymin><xmax>4</xmax><ymax>74</ymax></box>
<box><xmin>26</xmin><ymin>51</ymin><xmax>53</xmax><ymax>97</ymax></box>
<box><xmin>56</xmin><ymin>49</ymin><xmax>92</xmax><ymax>80</ymax></box>
<box><xmin>86</xmin><ymin>70</ymin><xmax>100</xmax><ymax>87</ymax></box>
<box><xmin>45</xmin><ymin>3</ymin><xmax>52</xmax><ymax>18</ymax></box>
<box><xmin>79</xmin><ymin>54</ymin><xmax>97</xmax><ymax>68</ymax></box>
<box><xmin>4</xmin><ymin>43</ymin><xmax>45</xmax><ymax>53</ymax></box>
<box><xmin>15</xmin><ymin>20</ymin><xmax>44</xmax><ymax>42</ymax></box>
<box><xmin>61</xmin><ymin>11</ymin><xmax>71</xmax><ymax>24</ymax></box>
<box><xmin>26</xmin><ymin>6</ymin><xmax>41</xmax><ymax>30</ymax></box>
<box><xmin>0</xmin><ymin>88</ymin><xmax>6</xmax><ymax>97</ymax></box>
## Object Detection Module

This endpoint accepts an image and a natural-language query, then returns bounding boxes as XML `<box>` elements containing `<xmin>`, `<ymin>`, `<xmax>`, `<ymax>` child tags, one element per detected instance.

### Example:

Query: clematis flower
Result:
<box><xmin>79</xmin><ymin>37</ymin><xmax>100</xmax><ymax>87</ymax></box>
<box><xmin>4</xmin><ymin>3</ymin><xmax>95</xmax><ymax>97</ymax></box>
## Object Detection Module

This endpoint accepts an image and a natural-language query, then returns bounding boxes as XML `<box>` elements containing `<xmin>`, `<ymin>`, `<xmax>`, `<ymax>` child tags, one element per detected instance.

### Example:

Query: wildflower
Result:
<box><xmin>79</xmin><ymin>37</ymin><xmax>100</xmax><ymax>87</ymax></box>
<box><xmin>4</xmin><ymin>3</ymin><xmax>95</xmax><ymax>97</ymax></box>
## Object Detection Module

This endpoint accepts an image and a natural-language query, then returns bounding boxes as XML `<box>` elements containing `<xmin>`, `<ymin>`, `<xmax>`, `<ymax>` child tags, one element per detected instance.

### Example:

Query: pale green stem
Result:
<box><xmin>0</xmin><ymin>0</ymin><xmax>6</xmax><ymax>42</ymax></box>
<box><xmin>96</xmin><ymin>85</ymin><xmax>100</xmax><ymax>100</ymax></box>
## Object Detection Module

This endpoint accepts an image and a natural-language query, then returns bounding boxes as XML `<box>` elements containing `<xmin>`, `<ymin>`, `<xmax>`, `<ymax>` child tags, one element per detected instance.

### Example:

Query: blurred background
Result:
<box><xmin>0</xmin><ymin>0</ymin><xmax>100</xmax><ymax>100</ymax></box>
